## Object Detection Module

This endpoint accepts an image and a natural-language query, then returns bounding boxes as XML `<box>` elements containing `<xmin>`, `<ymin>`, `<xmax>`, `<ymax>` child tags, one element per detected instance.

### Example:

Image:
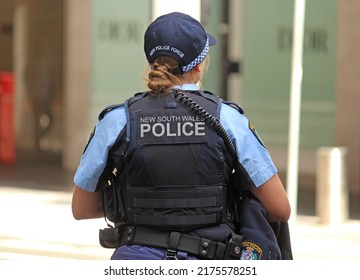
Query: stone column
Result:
<box><xmin>62</xmin><ymin>0</ymin><xmax>91</xmax><ymax>172</ymax></box>
<box><xmin>335</xmin><ymin>0</ymin><xmax>360</xmax><ymax>195</ymax></box>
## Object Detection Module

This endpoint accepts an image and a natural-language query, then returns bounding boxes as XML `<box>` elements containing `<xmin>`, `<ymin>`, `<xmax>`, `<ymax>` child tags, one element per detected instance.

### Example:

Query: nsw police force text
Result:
<box><xmin>139</xmin><ymin>115</ymin><xmax>206</xmax><ymax>138</ymax></box>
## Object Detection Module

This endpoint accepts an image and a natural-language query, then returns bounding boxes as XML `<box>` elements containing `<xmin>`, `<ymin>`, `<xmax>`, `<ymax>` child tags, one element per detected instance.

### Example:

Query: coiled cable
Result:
<box><xmin>172</xmin><ymin>90</ymin><xmax>237</xmax><ymax>160</ymax></box>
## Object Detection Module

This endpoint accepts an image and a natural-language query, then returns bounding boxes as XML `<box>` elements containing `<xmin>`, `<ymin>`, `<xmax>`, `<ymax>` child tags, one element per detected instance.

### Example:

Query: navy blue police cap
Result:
<box><xmin>144</xmin><ymin>12</ymin><xmax>217</xmax><ymax>74</ymax></box>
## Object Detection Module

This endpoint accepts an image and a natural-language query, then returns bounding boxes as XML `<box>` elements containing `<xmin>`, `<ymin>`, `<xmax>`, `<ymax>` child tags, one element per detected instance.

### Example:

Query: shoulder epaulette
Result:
<box><xmin>223</xmin><ymin>101</ymin><xmax>244</xmax><ymax>114</ymax></box>
<box><xmin>98</xmin><ymin>92</ymin><xmax>149</xmax><ymax>121</ymax></box>
<box><xmin>98</xmin><ymin>103</ymin><xmax>125</xmax><ymax>120</ymax></box>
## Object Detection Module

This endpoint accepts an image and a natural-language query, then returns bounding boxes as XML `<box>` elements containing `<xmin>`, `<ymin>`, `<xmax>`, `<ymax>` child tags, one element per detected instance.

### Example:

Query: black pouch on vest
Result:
<box><xmin>101</xmin><ymin>172</ymin><xmax>126</xmax><ymax>224</ymax></box>
<box><xmin>99</xmin><ymin>227</ymin><xmax>119</xmax><ymax>249</ymax></box>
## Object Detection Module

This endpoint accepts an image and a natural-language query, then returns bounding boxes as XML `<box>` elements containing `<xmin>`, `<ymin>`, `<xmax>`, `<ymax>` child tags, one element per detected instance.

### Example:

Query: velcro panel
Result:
<box><xmin>134</xmin><ymin>197</ymin><xmax>217</xmax><ymax>208</ymax></box>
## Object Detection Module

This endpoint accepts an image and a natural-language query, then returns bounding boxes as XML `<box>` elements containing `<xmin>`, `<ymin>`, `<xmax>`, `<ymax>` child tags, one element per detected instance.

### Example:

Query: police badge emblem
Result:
<box><xmin>240</xmin><ymin>241</ymin><xmax>263</xmax><ymax>260</ymax></box>
<box><xmin>249</xmin><ymin>121</ymin><xmax>266</xmax><ymax>148</ymax></box>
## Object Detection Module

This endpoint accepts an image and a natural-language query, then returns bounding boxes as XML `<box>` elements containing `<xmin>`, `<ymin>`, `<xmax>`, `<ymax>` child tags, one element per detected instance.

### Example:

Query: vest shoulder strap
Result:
<box><xmin>199</xmin><ymin>90</ymin><xmax>221</xmax><ymax>104</ymax></box>
<box><xmin>127</xmin><ymin>91</ymin><xmax>148</xmax><ymax>106</ymax></box>
<box><xmin>98</xmin><ymin>92</ymin><xmax>148</xmax><ymax>121</ymax></box>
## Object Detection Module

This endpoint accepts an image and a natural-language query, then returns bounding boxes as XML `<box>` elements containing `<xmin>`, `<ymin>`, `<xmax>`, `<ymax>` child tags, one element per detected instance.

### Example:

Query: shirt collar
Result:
<box><xmin>172</xmin><ymin>84</ymin><xmax>200</xmax><ymax>91</ymax></box>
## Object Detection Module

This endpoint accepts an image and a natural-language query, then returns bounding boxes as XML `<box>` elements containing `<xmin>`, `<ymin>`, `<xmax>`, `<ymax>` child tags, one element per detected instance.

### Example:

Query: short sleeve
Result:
<box><xmin>73</xmin><ymin>106</ymin><xmax>127</xmax><ymax>191</ymax></box>
<box><xmin>220</xmin><ymin>104</ymin><xmax>277</xmax><ymax>187</ymax></box>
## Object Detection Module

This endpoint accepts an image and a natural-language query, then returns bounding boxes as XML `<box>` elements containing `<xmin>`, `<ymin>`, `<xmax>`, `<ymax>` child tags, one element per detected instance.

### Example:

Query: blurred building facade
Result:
<box><xmin>0</xmin><ymin>0</ymin><xmax>359</xmax><ymax>217</ymax></box>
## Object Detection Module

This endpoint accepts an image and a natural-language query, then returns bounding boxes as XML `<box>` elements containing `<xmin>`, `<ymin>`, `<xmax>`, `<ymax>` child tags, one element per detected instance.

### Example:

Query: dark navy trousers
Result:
<box><xmin>111</xmin><ymin>245</ymin><xmax>198</xmax><ymax>260</ymax></box>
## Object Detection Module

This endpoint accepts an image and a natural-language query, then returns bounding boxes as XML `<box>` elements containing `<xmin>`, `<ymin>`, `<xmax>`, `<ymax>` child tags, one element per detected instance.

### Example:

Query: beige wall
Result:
<box><xmin>336</xmin><ymin>0</ymin><xmax>360</xmax><ymax>194</ymax></box>
<box><xmin>11</xmin><ymin>0</ymin><xmax>64</xmax><ymax>163</ymax></box>
<box><xmin>62</xmin><ymin>0</ymin><xmax>91</xmax><ymax>171</ymax></box>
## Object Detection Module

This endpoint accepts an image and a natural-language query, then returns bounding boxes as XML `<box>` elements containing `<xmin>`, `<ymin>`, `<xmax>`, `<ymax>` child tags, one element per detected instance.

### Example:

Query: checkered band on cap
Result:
<box><xmin>182</xmin><ymin>39</ymin><xmax>210</xmax><ymax>73</ymax></box>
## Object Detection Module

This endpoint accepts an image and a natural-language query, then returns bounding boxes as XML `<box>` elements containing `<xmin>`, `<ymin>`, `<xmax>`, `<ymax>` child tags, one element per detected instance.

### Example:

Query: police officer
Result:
<box><xmin>71</xmin><ymin>12</ymin><xmax>291</xmax><ymax>260</ymax></box>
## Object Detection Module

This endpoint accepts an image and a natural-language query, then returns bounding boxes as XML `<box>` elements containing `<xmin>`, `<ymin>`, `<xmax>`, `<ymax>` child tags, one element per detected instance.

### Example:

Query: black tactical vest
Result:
<box><xmin>112</xmin><ymin>91</ymin><xmax>233</xmax><ymax>231</ymax></box>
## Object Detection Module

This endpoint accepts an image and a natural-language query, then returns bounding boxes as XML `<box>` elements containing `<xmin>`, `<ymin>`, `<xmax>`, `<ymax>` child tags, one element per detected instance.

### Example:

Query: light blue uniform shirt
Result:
<box><xmin>74</xmin><ymin>84</ymin><xmax>277</xmax><ymax>191</ymax></box>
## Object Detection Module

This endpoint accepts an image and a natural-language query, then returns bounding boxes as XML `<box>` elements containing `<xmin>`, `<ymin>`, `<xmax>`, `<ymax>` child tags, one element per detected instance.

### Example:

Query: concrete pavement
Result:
<box><xmin>0</xmin><ymin>185</ymin><xmax>359</xmax><ymax>260</ymax></box>
<box><xmin>0</xmin><ymin>186</ymin><xmax>109</xmax><ymax>260</ymax></box>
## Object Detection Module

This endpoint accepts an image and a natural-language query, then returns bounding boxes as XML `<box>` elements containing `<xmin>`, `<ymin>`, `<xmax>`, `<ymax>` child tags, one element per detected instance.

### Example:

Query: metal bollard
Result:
<box><xmin>316</xmin><ymin>147</ymin><xmax>348</xmax><ymax>226</ymax></box>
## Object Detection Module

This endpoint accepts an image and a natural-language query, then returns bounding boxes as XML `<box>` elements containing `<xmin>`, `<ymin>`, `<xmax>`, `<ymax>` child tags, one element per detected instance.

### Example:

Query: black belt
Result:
<box><xmin>117</xmin><ymin>226</ymin><xmax>242</xmax><ymax>260</ymax></box>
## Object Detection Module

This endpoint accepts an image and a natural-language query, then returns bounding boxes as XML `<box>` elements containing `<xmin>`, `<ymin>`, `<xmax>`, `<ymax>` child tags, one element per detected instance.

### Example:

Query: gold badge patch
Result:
<box><xmin>249</xmin><ymin>121</ymin><xmax>266</xmax><ymax>148</ymax></box>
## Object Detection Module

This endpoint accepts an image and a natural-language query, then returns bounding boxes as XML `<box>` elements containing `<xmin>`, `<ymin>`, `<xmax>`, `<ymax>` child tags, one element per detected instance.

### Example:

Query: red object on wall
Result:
<box><xmin>0</xmin><ymin>72</ymin><xmax>15</xmax><ymax>164</ymax></box>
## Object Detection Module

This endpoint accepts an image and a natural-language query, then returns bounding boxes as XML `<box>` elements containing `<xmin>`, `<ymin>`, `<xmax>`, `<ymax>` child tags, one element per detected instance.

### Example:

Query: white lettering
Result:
<box><xmin>149</xmin><ymin>48</ymin><xmax>155</xmax><ymax>56</ymax></box>
<box><xmin>182</xmin><ymin>122</ymin><xmax>194</xmax><ymax>136</ymax></box>
<box><xmin>140</xmin><ymin>116</ymin><xmax>156</xmax><ymax>123</ymax></box>
<box><xmin>139</xmin><ymin>121</ymin><xmax>206</xmax><ymax>138</ymax></box>
<box><xmin>155</xmin><ymin>45</ymin><xmax>170</xmax><ymax>51</ymax></box>
<box><xmin>170</xmin><ymin>47</ymin><xmax>184</xmax><ymax>57</ymax></box>
<box><xmin>166</xmin><ymin>123</ymin><xmax>176</xmax><ymax>137</ymax></box>
<box><xmin>195</xmin><ymin>122</ymin><xmax>206</xmax><ymax>136</ymax></box>
<box><xmin>177</xmin><ymin>122</ymin><xmax>182</xmax><ymax>136</ymax></box>
<box><xmin>182</xmin><ymin>115</ymin><xmax>204</xmax><ymax>122</ymax></box>
<box><xmin>151</xmin><ymin>46</ymin><xmax>185</xmax><ymax>58</ymax></box>
<box><xmin>152</xmin><ymin>123</ymin><xmax>165</xmax><ymax>137</ymax></box>
<box><xmin>157</xmin><ymin>116</ymin><xmax>181</xmax><ymax>122</ymax></box>
<box><xmin>140</xmin><ymin>124</ymin><xmax>151</xmax><ymax>137</ymax></box>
